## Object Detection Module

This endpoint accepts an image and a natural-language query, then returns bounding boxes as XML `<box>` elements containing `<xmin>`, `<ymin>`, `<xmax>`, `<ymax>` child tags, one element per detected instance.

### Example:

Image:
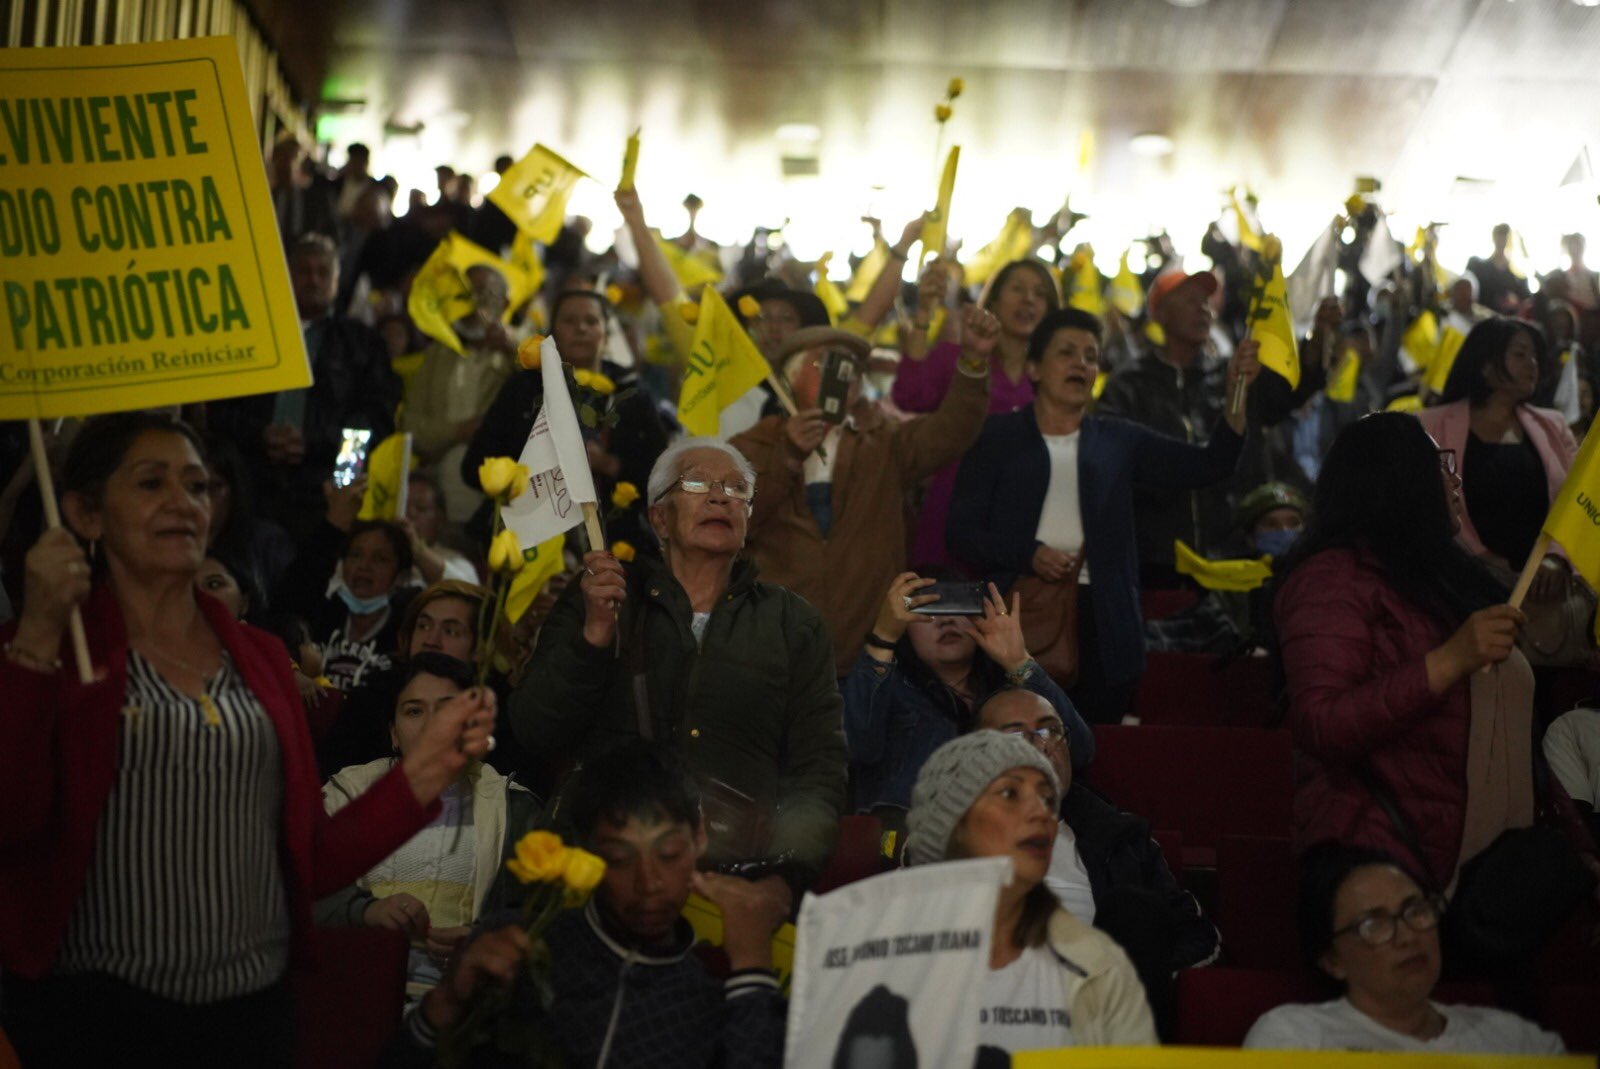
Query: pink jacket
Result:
<box><xmin>1416</xmin><ymin>400</ymin><xmax>1577</xmax><ymax>559</ymax></box>
<box><xmin>1275</xmin><ymin>549</ymin><xmax>1467</xmax><ymax>887</ymax></box>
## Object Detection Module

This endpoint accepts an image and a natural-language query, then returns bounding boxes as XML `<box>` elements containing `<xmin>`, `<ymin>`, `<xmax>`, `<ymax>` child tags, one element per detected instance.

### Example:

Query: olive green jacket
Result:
<box><xmin>512</xmin><ymin>556</ymin><xmax>847</xmax><ymax>883</ymax></box>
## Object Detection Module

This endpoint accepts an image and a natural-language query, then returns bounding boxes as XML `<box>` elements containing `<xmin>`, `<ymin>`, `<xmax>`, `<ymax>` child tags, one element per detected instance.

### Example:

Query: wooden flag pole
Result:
<box><xmin>581</xmin><ymin>501</ymin><xmax>607</xmax><ymax>556</ymax></box>
<box><xmin>27</xmin><ymin>418</ymin><xmax>94</xmax><ymax>684</ymax></box>
<box><xmin>1231</xmin><ymin>266</ymin><xmax>1270</xmax><ymax>422</ymax></box>
<box><xmin>1507</xmin><ymin>531</ymin><xmax>1552</xmax><ymax>610</ymax></box>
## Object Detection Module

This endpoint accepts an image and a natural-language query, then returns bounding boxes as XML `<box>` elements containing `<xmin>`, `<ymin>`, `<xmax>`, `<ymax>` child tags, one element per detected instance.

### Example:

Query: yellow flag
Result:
<box><xmin>677</xmin><ymin>289</ymin><xmax>773</xmax><ymax>436</ymax></box>
<box><xmin>505</xmin><ymin>533</ymin><xmax>567</xmax><ymax>624</ymax></box>
<box><xmin>920</xmin><ymin>146</ymin><xmax>960</xmax><ymax>268</ymax></box>
<box><xmin>1326</xmin><ymin>346</ymin><xmax>1361</xmax><ymax>403</ymax></box>
<box><xmin>1423</xmin><ymin>326</ymin><xmax>1466</xmax><ymax>394</ymax></box>
<box><xmin>845</xmin><ymin>240</ymin><xmax>891</xmax><ymax>303</ymax></box>
<box><xmin>488</xmin><ymin>144</ymin><xmax>589</xmax><ymax>244</ymax></box>
<box><xmin>1541</xmin><ymin>426</ymin><xmax>1600</xmax><ymax>598</ymax></box>
<box><xmin>1093</xmin><ymin>371</ymin><xmax>1108</xmax><ymax>400</ymax></box>
<box><xmin>444</xmin><ymin>232</ymin><xmax>539</xmax><ymax>319</ymax></box>
<box><xmin>1109</xmin><ymin>251</ymin><xmax>1143</xmax><ymax>317</ymax></box>
<box><xmin>1175</xmin><ymin>539</ymin><xmax>1273</xmax><ymax>593</ymax></box>
<box><xmin>357</xmin><ymin>434</ymin><xmax>413</xmax><ymax>521</ymax></box>
<box><xmin>1067</xmin><ymin>248</ymin><xmax>1105</xmax><ymax>316</ymax></box>
<box><xmin>1246</xmin><ymin>249</ymin><xmax>1300</xmax><ymax>389</ymax></box>
<box><xmin>508</xmin><ymin>230</ymin><xmax>548</xmax><ymax>310</ymax></box>
<box><xmin>1401</xmin><ymin>310</ymin><xmax>1440</xmax><ymax>372</ymax></box>
<box><xmin>966</xmin><ymin>209</ymin><xmax>1035</xmax><ymax>286</ymax></box>
<box><xmin>814</xmin><ymin>253</ymin><xmax>849</xmax><ymax>324</ymax></box>
<box><xmin>1385</xmin><ymin>394</ymin><xmax>1423</xmax><ymax>413</ymax></box>
<box><xmin>1230</xmin><ymin>188</ymin><xmax>1264</xmax><ymax>252</ymax></box>
<box><xmin>659</xmin><ymin>236</ymin><xmax>723</xmax><ymax>293</ymax></box>
<box><xmin>683</xmin><ymin>892</ymin><xmax>796</xmax><ymax>989</ymax></box>
<box><xmin>618</xmin><ymin>128</ymin><xmax>640</xmax><ymax>192</ymax></box>
<box><xmin>408</xmin><ymin>234</ymin><xmax>537</xmax><ymax>355</ymax></box>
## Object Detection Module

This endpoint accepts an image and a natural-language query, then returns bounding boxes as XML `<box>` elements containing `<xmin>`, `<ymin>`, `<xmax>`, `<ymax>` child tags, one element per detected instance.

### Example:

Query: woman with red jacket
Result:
<box><xmin>0</xmin><ymin>413</ymin><xmax>496</xmax><ymax>1069</ymax></box>
<box><xmin>1273</xmin><ymin>413</ymin><xmax>1528</xmax><ymax>890</ymax></box>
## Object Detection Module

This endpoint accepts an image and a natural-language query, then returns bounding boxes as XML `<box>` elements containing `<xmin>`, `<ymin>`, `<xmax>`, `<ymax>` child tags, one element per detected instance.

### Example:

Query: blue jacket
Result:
<box><xmin>842</xmin><ymin>654</ymin><xmax>1094</xmax><ymax>811</ymax></box>
<box><xmin>946</xmin><ymin>409</ymin><xmax>1243</xmax><ymax>687</ymax></box>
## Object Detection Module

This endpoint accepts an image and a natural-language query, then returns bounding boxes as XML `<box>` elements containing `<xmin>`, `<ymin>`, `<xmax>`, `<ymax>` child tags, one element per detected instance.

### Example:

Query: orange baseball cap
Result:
<box><xmin>1148</xmin><ymin>269</ymin><xmax>1219</xmax><ymax>317</ymax></box>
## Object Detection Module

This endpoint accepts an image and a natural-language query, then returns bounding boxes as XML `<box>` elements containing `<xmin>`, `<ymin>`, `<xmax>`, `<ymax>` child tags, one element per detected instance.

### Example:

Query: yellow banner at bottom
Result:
<box><xmin>1015</xmin><ymin>1049</ymin><xmax>1582</xmax><ymax>1068</ymax></box>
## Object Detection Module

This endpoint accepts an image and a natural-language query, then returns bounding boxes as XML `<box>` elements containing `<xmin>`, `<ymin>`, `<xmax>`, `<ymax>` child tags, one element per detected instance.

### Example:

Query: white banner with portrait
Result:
<box><xmin>785</xmin><ymin>857</ymin><xmax>1010</xmax><ymax>1069</ymax></box>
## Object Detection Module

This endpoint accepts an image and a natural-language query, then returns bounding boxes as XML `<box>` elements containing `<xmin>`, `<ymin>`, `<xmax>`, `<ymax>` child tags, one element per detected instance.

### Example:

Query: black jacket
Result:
<box><xmin>1061</xmin><ymin>783</ymin><xmax>1220</xmax><ymax>972</ymax></box>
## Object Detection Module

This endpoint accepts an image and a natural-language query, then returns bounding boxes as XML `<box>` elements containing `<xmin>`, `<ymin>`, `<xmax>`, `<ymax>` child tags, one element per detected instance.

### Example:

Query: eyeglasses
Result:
<box><xmin>1437</xmin><ymin>449</ymin><xmax>1458</xmax><ymax>477</ymax></box>
<box><xmin>655</xmin><ymin>477</ymin><xmax>755</xmax><ymax>503</ymax></box>
<box><xmin>1003</xmin><ymin>724</ymin><xmax>1067</xmax><ymax>747</ymax></box>
<box><xmin>1330</xmin><ymin>895</ymin><xmax>1444</xmax><ymax>948</ymax></box>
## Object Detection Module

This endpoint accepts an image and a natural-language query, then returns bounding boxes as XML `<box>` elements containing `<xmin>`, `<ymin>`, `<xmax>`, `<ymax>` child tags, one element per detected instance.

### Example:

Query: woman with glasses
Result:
<box><xmin>1418</xmin><ymin>317</ymin><xmax>1578</xmax><ymax>604</ymax></box>
<box><xmin>512</xmin><ymin>438</ymin><xmax>847</xmax><ymax>904</ymax></box>
<box><xmin>842</xmin><ymin>571</ymin><xmax>1093</xmax><ymax>813</ymax></box>
<box><xmin>1274</xmin><ymin>413</ymin><xmax>1530</xmax><ymax>892</ymax></box>
<box><xmin>1245</xmin><ymin>844</ymin><xmax>1564</xmax><ymax>1053</ymax></box>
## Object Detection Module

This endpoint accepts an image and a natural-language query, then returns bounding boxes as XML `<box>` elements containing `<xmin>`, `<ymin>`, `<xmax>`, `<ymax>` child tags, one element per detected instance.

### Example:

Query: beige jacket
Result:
<box><xmin>1044</xmin><ymin>908</ymin><xmax>1159</xmax><ymax>1047</ymax></box>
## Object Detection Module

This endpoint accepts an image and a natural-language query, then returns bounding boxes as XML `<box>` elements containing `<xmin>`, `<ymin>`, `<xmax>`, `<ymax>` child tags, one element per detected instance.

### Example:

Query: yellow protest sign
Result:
<box><xmin>0</xmin><ymin>37</ymin><xmax>309</xmax><ymax>420</ymax></box>
<box><xmin>1015</xmin><ymin>1049</ymin><xmax>1581</xmax><ymax>1068</ymax></box>
<box><xmin>488</xmin><ymin>144</ymin><xmax>588</xmax><ymax>244</ymax></box>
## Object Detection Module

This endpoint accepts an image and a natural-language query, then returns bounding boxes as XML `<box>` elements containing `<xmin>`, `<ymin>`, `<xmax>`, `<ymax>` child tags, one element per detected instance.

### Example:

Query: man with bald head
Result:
<box><xmin>975</xmin><ymin>689</ymin><xmax>1219</xmax><ymax>1036</ymax></box>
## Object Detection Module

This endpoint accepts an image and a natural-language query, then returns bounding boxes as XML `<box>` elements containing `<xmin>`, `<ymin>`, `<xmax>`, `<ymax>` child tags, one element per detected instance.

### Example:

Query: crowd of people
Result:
<box><xmin>2</xmin><ymin>131</ymin><xmax>1600</xmax><ymax>1067</ymax></box>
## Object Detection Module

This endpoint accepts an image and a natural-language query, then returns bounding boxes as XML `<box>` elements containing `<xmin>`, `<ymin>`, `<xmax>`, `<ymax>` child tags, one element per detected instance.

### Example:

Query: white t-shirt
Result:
<box><xmin>1044</xmin><ymin>823</ymin><xmax>1097</xmax><ymax>924</ymax></box>
<box><xmin>1035</xmin><ymin>432</ymin><xmax>1090</xmax><ymax>584</ymax></box>
<box><xmin>976</xmin><ymin>944</ymin><xmax>1075</xmax><ymax>1055</ymax></box>
<box><xmin>1244</xmin><ymin>998</ymin><xmax>1564</xmax><ymax>1055</ymax></box>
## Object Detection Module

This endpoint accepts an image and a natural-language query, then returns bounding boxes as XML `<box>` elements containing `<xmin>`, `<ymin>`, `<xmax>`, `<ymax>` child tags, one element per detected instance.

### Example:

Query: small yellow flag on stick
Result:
<box><xmin>1108</xmin><ymin>251</ymin><xmax>1143</xmax><ymax>317</ymax></box>
<box><xmin>1246</xmin><ymin>237</ymin><xmax>1300</xmax><ymax>390</ymax></box>
<box><xmin>1514</xmin><ymin>417</ymin><xmax>1600</xmax><ymax>639</ymax></box>
<box><xmin>814</xmin><ymin>253</ymin><xmax>849</xmax><ymax>324</ymax></box>
<box><xmin>965</xmin><ymin>208</ymin><xmax>1035</xmax><ymax>287</ymax></box>
<box><xmin>677</xmin><ymin>289</ymin><xmax>774</xmax><ymax>436</ymax></box>
<box><xmin>1423</xmin><ymin>325</ymin><xmax>1467</xmax><ymax>395</ymax></box>
<box><xmin>1230</xmin><ymin>188</ymin><xmax>1264</xmax><ymax>253</ymax></box>
<box><xmin>357</xmin><ymin>433</ymin><xmax>414</xmax><ymax>521</ymax></box>
<box><xmin>659</xmin><ymin>237</ymin><xmax>723</xmax><ymax>293</ymax></box>
<box><xmin>845</xmin><ymin>240</ymin><xmax>891</xmax><ymax>304</ymax></box>
<box><xmin>1067</xmin><ymin>247</ymin><xmax>1106</xmax><ymax>317</ymax></box>
<box><xmin>618</xmin><ymin>128</ymin><xmax>640</xmax><ymax>192</ymax></box>
<box><xmin>505</xmin><ymin>533</ymin><xmax>567</xmax><ymax>624</ymax></box>
<box><xmin>1401</xmin><ymin>310</ymin><xmax>1440</xmax><ymax>373</ymax></box>
<box><xmin>920</xmin><ymin>146</ymin><xmax>960</xmax><ymax>268</ymax></box>
<box><xmin>408</xmin><ymin>234</ymin><xmax>538</xmax><ymax>355</ymax></box>
<box><xmin>489</xmin><ymin>144</ymin><xmax>589</xmax><ymax>244</ymax></box>
<box><xmin>1175</xmin><ymin>539</ymin><xmax>1273</xmax><ymax>593</ymax></box>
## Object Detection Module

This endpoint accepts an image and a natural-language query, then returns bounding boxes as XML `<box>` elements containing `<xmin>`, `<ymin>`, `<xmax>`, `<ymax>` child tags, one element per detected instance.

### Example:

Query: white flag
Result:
<box><xmin>784</xmin><ymin>857</ymin><xmax>1009</xmax><ymax>1069</ymax></box>
<box><xmin>502</xmin><ymin>336</ymin><xmax>599</xmax><ymax>548</ymax></box>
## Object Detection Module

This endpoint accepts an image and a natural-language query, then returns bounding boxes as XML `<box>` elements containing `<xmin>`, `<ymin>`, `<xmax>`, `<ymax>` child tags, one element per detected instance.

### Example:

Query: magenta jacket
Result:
<box><xmin>1275</xmin><ymin>548</ymin><xmax>1467</xmax><ymax>887</ymax></box>
<box><xmin>0</xmin><ymin>585</ymin><xmax>438</xmax><ymax>979</ymax></box>
<box><xmin>893</xmin><ymin>342</ymin><xmax>1035</xmax><ymax>565</ymax></box>
<box><xmin>1416</xmin><ymin>400</ymin><xmax>1577</xmax><ymax>560</ymax></box>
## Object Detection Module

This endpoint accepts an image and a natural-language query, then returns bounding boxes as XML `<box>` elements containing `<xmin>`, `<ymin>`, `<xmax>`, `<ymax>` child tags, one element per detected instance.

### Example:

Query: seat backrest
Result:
<box><xmin>1176</xmin><ymin>967</ymin><xmax>1320</xmax><ymax>1047</ymax></box>
<box><xmin>814</xmin><ymin>814</ymin><xmax>887</xmax><ymax>893</ymax></box>
<box><xmin>1541</xmin><ymin>984</ymin><xmax>1600</xmax><ymax>1053</ymax></box>
<box><xmin>1084</xmin><ymin>726</ymin><xmax>1293</xmax><ymax>868</ymax></box>
<box><xmin>1135</xmin><ymin>652</ymin><xmax>1277</xmax><ymax>728</ymax></box>
<box><xmin>293</xmin><ymin>927</ymin><xmax>410</xmax><ymax>1069</ymax></box>
<box><xmin>1215</xmin><ymin>835</ymin><xmax>1299</xmax><ymax>969</ymax></box>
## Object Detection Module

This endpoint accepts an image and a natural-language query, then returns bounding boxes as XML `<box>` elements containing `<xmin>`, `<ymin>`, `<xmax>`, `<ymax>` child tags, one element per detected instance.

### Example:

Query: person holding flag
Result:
<box><xmin>513</xmin><ymin>437</ymin><xmax>847</xmax><ymax>895</ymax></box>
<box><xmin>1419</xmin><ymin>317</ymin><xmax>1579</xmax><ymax>609</ymax></box>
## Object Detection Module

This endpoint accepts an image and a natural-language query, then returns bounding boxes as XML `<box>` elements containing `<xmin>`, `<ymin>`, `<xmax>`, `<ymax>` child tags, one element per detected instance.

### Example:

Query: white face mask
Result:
<box><xmin>337</xmin><ymin>583</ymin><xmax>391</xmax><ymax>615</ymax></box>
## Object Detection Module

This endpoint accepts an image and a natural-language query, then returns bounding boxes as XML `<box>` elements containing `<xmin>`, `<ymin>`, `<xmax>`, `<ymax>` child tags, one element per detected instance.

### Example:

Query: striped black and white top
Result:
<box><xmin>55</xmin><ymin>651</ymin><xmax>292</xmax><ymax>1004</ymax></box>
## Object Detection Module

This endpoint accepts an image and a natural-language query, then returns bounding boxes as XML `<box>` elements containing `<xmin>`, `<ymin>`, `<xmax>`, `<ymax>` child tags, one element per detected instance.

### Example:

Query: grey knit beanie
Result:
<box><xmin>905</xmin><ymin>730</ymin><xmax>1060</xmax><ymax>867</ymax></box>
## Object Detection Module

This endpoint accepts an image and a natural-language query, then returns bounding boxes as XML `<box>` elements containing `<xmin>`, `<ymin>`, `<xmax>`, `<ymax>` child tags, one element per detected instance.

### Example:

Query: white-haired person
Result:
<box><xmin>511</xmin><ymin>438</ymin><xmax>847</xmax><ymax>907</ymax></box>
<box><xmin>905</xmin><ymin>732</ymin><xmax>1157</xmax><ymax>1060</ymax></box>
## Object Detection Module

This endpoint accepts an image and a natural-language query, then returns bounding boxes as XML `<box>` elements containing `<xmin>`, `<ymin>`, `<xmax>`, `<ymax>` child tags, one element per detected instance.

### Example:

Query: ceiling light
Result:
<box><xmin>1572</xmin><ymin>0</ymin><xmax>1600</xmax><ymax>8</ymax></box>
<box><xmin>775</xmin><ymin>123</ymin><xmax>821</xmax><ymax>143</ymax></box>
<box><xmin>1165</xmin><ymin>0</ymin><xmax>1210</xmax><ymax>7</ymax></box>
<box><xmin>1129</xmin><ymin>132</ymin><xmax>1175</xmax><ymax>158</ymax></box>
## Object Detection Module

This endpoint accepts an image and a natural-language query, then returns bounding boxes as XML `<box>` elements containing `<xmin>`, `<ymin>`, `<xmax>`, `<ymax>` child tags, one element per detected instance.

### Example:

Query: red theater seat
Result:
<box><xmin>1135</xmin><ymin>652</ymin><xmax>1277</xmax><ymax>727</ymax></box>
<box><xmin>1141</xmin><ymin>589</ymin><xmax>1199</xmax><ymax>621</ymax></box>
<box><xmin>814</xmin><ymin>814</ymin><xmax>886</xmax><ymax>893</ymax></box>
<box><xmin>293</xmin><ymin>927</ymin><xmax>409</xmax><ymax>1069</ymax></box>
<box><xmin>1084</xmin><ymin>726</ymin><xmax>1293</xmax><ymax>868</ymax></box>
<box><xmin>1215</xmin><ymin>836</ymin><xmax>1299</xmax><ymax>969</ymax></box>
<box><xmin>1542</xmin><ymin>985</ymin><xmax>1600</xmax><ymax>1053</ymax></box>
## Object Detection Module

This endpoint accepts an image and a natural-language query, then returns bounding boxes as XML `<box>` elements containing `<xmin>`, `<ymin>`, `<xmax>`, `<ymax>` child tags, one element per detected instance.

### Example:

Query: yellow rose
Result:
<box><xmin>679</xmin><ymin>302</ymin><xmax>701</xmax><ymax>325</ymax></box>
<box><xmin>934</xmin><ymin>103</ymin><xmax>953</xmax><ymax>123</ymax></box>
<box><xmin>561</xmin><ymin>848</ymin><xmax>607</xmax><ymax>893</ymax></box>
<box><xmin>488</xmin><ymin>528</ymin><xmax>526</xmax><ymax>574</ymax></box>
<box><xmin>737</xmin><ymin>295</ymin><xmax>762</xmax><ymax>319</ymax></box>
<box><xmin>587</xmin><ymin>372</ymin><xmax>617</xmax><ymax>396</ymax></box>
<box><xmin>517</xmin><ymin>335</ymin><xmax>543</xmax><ymax>370</ymax></box>
<box><xmin>574</xmin><ymin>368</ymin><xmax>594</xmax><ymax>389</ymax></box>
<box><xmin>610</xmin><ymin>540</ymin><xmax>637</xmax><ymax>563</ymax></box>
<box><xmin>507</xmin><ymin>830</ymin><xmax>571</xmax><ymax>884</ymax></box>
<box><xmin>947</xmin><ymin>77</ymin><xmax>964</xmax><ymax>99</ymax></box>
<box><xmin>611</xmin><ymin>482</ymin><xmax>641</xmax><ymax>508</ymax></box>
<box><xmin>605</xmin><ymin>283</ymin><xmax>625</xmax><ymax>305</ymax></box>
<box><xmin>478</xmin><ymin>456</ymin><xmax>523</xmax><ymax>499</ymax></box>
